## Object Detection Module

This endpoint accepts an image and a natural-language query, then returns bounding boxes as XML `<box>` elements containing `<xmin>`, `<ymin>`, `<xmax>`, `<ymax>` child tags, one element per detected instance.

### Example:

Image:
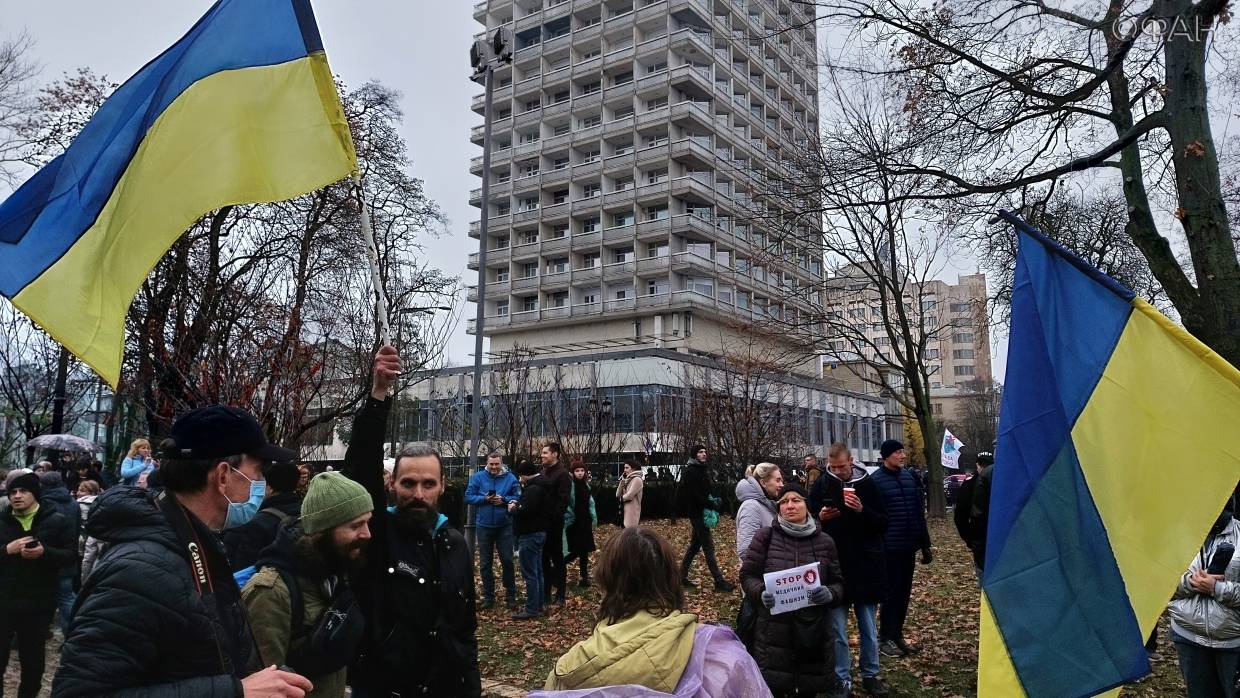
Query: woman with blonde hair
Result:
<box><xmin>119</xmin><ymin>438</ymin><xmax>155</xmax><ymax>487</ymax></box>
<box><xmin>535</xmin><ymin>527</ymin><xmax>770</xmax><ymax>697</ymax></box>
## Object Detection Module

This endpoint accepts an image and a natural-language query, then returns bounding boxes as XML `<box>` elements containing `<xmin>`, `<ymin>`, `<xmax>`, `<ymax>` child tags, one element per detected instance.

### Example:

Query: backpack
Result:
<box><xmin>259</xmin><ymin>565</ymin><xmax>365</xmax><ymax>676</ymax></box>
<box><xmin>954</xmin><ymin>476</ymin><xmax>979</xmax><ymax>545</ymax></box>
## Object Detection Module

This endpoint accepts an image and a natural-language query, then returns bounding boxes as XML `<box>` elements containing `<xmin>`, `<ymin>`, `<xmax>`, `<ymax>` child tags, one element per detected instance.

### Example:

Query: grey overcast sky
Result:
<box><xmin>5</xmin><ymin>1</ymin><xmax>1005</xmax><ymax>380</ymax></box>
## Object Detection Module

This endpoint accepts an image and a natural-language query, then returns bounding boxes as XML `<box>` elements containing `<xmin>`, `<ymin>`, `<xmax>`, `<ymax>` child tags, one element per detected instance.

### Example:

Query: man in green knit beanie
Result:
<box><xmin>241</xmin><ymin>471</ymin><xmax>373</xmax><ymax>697</ymax></box>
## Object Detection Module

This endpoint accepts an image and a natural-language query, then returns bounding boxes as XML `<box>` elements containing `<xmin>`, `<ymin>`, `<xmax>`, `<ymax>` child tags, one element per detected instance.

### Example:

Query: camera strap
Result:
<box><xmin>156</xmin><ymin>491</ymin><xmax>216</xmax><ymax>596</ymax></box>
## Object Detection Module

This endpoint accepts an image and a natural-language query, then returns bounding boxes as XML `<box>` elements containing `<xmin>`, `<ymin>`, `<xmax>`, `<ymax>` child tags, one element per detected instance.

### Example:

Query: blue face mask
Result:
<box><xmin>223</xmin><ymin>466</ymin><xmax>266</xmax><ymax>529</ymax></box>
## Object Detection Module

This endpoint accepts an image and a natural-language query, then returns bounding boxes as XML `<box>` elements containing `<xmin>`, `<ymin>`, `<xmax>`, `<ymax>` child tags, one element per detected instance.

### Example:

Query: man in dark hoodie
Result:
<box><xmin>222</xmin><ymin>460</ymin><xmax>303</xmax><ymax>571</ymax></box>
<box><xmin>676</xmin><ymin>445</ymin><xmax>734</xmax><ymax>592</ymax></box>
<box><xmin>37</xmin><ymin>471</ymin><xmax>81</xmax><ymax>638</ymax></box>
<box><xmin>53</xmin><ymin>406</ymin><xmax>312</xmax><ymax>697</ymax></box>
<box><xmin>0</xmin><ymin>472</ymin><xmax>75</xmax><ymax>698</ymax></box>
<box><xmin>539</xmin><ymin>441</ymin><xmax>571</xmax><ymax>605</ymax></box>
<box><xmin>342</xmin><ymin>346</ymin><xmax>481</xmax><ymax>697</ymax></box>
<box><xmin>508</xmin><ymin>460</ymin><xmax>554</xmax><ymax>620</ymax></box>
<box><xmin>810</xmin><ymin>443</ymin><xmax>890</xmax><ymax>698</ymax></box>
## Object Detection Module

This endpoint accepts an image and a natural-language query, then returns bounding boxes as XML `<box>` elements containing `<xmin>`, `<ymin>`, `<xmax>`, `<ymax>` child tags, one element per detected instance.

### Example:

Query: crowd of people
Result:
<box><xmin>7</xmin><ymin>342</ymin><xmax>1231</xmax><ymax>697</ymax></box>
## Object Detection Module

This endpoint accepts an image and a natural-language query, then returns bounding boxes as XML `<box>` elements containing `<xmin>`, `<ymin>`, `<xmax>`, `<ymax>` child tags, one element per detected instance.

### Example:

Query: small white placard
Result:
<box><xmin>762</xmin><ymin>562</ymin><xmax>822</xmax><ymax>615</ymax></box>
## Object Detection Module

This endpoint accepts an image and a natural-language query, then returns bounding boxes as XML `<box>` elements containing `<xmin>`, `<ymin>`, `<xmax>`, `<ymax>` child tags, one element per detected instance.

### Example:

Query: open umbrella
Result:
<box><xmin>26</xmin><ymin>434</ymin><xmax>101</xmax><ymax>453</ymax></box>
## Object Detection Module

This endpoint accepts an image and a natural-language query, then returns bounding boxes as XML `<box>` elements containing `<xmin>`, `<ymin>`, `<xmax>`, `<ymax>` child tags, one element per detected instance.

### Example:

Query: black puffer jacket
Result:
<box><xmin>40</xmin><ymin>484</ymin><xmax>82</xmax><ymax>580</ymax></box>
<box><xmin>343</xmin><ymin>397</ymin><xmax>481</xmax><ymax>698</ymax></box>
<box><xmin>221</xmin><ymin>491</ymin><xmax>302</xmax><ymax>571</ymax></box>
<box><xmin>809</xmin><ymin>466</ymin><xmax>888</xmax><ymax>603</ymax></box>
<box><xmin>53</xmin><ymin>487</ymin><xmax>262</xmax><ymax>697</ymax></box>
<box><xmin>741</xmin><ymin>523</ymin><xmax>845</xmax><ymax>696</ymax></box>
<box><xmin>0</xmin><ymin>504</ymin><xmax>76</xmax><ymax>612</ymax></box>
<box><xmin>676</xmin><ymin>460</ymin><xmax>715</xmax><ymax>519</ymax></box>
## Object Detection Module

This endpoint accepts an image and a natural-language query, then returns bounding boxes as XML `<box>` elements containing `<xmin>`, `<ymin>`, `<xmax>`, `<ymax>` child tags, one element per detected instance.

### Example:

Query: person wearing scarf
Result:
<box><xmin>740</xmin><ymin>483</ymin><xmax>846</xmax><ymax>698</ymax></box>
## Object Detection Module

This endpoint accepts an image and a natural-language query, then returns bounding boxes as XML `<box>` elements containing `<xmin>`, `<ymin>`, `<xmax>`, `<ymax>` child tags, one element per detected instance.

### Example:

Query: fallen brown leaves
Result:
<box><xmin>474</xmin><ymin>516</ymin><xmax>1189</xmax><ymax>696</ymax></box>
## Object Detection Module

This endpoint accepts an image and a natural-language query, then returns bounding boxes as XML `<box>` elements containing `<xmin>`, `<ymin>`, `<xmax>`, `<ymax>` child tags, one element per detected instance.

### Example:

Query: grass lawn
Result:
<box><xmin>475</xmin><ymin>515</ymin><xmax>1190</xmax><ymax>696</ymax></box>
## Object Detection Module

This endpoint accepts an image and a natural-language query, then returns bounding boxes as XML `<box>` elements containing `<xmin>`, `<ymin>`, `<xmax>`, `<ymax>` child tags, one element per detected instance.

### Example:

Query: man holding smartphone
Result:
<box><xmin>465</xmin><ymin>453</ymin><xmax>521</xmax><ymax>610</ymax></box>
<box><xmin>0</xmin><ymin>471</ymin><xmax>75</xmax><ymax>698</ymax></box>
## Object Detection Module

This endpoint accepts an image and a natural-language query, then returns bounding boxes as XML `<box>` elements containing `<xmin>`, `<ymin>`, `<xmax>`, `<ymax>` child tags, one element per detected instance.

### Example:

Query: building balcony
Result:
<box><xmin>472</xmin><ymin>85</ymin><xmax>512</xmax><ymax>113</ymax></box>
<box><xmin>602</xmin><ymin>224</ymin><xmax>635</xmax><ymax>243</ymax></box>
<box><xmin>669</xmin><ymin>27</ymin><xmax>713</xmax><ymax>62</ymax></box>
<box><xmin>605</xmin><ymin>297</ymin><xmax>637</xmax><ymax>312</ymax></box>
<box><xmin>669</xmin><ymin>251</ymin><xmax>715</xmax><ymax>275</ymax></box>
<box><xmin>602</xmin><ymin>45</ymin><xmax>636</xmax><ymax>69</ymax></box>
<box><xmin>602</xmin><ymin>190</ymin><xmax>635</xmax><ymax>208</ymax></box>
<box><xmin>635</xmin><ymin>143</ymin><xmax>671</xmax><ymax>165</ymax></box>
<box><xmin>511</xmin><ymin>275</ymin><xmax>540</xmax><ymax>291</ymax></box>
<box><xmin>541</xmin><ymin>270</ymin><xmax>572</xmax><ymax>290</ymax></box>
<box><xmin>467</xmin><ymin>247</ymin><xmax>512</xmax><ymax>269</ymax></box>
<box><xmin>465</xmin><ymin>280</ymin><xmax>511</xmax><ymax>303</ymax></box>
<box><xmin>669</xmin><ymin>0</ymin><xmax>711</xmax><ymax>17</ymax></box>
<box><xmin>573</xmin><ymin>54</ymin><xmax>603</xmax><ymax>77</ymax></box>
<box><xmin>636</xmin><ymin>217</ymin><xmax>672</xmax><ymax>241</ymax></box>
<box><xmin>541</xmin><ymin>304</ymin><xmax>571</xmax><ymax>320</ymax></box>
<box><xmin>670</xmin><ymin>175</ymin><xmax>715</xmax><ymax>203</ymax></box>
<box><xmin>510</xmin><ymin>240</ymin><xmax>540</xmax><ymax>260</ymax></box>
<box><xmin>573</xmin><ymin>266</ymin><xmax>603</xmax><ymax>283</ymax></box>
<box><xmin>634</xmin><ymin>180</ymin><xmax>671</xmax><ymax>203</ymax></box>
<box><xmin>542</xmin><ymin>235</ymin><xmax>571</xmax><ymax>254</ymax></box>
<box><xmin>571</xmin><ymin>301</ymin><xmax>603</xmax><ymax>318</ymax></box>
<box><xmin>636</xmin><ymin>256</ymin><xmax>671</xmax><ymax>274</ymax></box>
<box><xmin>668</xmin><ymin>64</ymin><xmax>713</xmax><ymax>95</ymax></box>
<box><xmin>541</xmin><ymin>167</ymin><xmax>571</xmax><ymax>186</ymax></box>
<box><xmin>670</xmin><ymin>213</ymin><xmax>716</xmax><ymax>238</ymax></box>
<box><xmin>602</xmin><ymin>260</ymin><xmax>635</xmax><ymax>280</ymax></box>
<box><xmin>603</xmin><ymin>152</ymin><xmax>636</xmax><ymax>173</ymax></box>
<box><xmin>572</xmin><ymin>231</ymin><xmax>603</xmax><ymax>249</ymax></box>
<box><xmin>466</xmin><ymin>314</ymin><xmax>512</xmax><ymax>334</ymax></box>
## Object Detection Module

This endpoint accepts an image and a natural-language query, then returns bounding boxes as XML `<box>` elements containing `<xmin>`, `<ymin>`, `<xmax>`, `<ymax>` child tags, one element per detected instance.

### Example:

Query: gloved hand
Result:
<box><xmin>920</xmin><ymin>547</ymin><xmax>934</xmax><ymax>565</ymax></box>
<box><xmin>807</xmin><ymin>585</ymin><xmax>833</xmax><ymax>606</ymax></box>
<box><xmin>760</xmin><ymin>591</ymin><xmax>776</xmax><ymax>609</ymax></box>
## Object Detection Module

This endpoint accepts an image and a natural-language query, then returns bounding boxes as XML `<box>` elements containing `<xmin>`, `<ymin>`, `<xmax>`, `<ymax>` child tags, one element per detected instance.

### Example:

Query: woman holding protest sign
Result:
<box><xmin>741</xmin><ymin>483</ymin><xmax>845</xmax><ymax>698</ymax></box>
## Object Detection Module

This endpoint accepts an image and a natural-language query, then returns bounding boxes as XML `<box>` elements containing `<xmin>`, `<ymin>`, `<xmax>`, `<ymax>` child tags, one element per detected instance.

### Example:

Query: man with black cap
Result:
<box><xmin>223</xmin><ymin>460</ymin><xmax>303</xmax><ymax>571</ymax></box>
<box><xmin>53</xmin><ymin>406</ymin><xmax>314</xmax><ymax>697</ymax></box>
<box><xmin>870</xmin><ymin>439</ymin><xmax>932</xmax><ymax>658</ymax></box>
<box><xmin>954</xmin><ymin>451</ymin><xmax>995</xmax><ymax>576</ymax></box>
<box><xmin>0</xmin><ymin>471</ymin><xmax>75</xmax><ymax>698</ymax></box>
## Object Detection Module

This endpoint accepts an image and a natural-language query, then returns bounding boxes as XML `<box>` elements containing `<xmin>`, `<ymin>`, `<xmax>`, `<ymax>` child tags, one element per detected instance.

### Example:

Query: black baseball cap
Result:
<box><xmin>161</xmin><ymin>406</ymin><xmax>296</xmax><ymax>464</ymax></box>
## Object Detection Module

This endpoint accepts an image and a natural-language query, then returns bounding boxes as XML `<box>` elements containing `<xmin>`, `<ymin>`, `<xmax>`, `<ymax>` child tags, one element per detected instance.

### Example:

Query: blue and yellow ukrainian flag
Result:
<box><xmin>0</xmin><ymin>0</ymin><xmax>356</xmax><ymax>386</ymax></box>
<box><xmin>979</xmin><ymin>212</ymin><xmax>1240</xmax><ymax>697</ymax></box>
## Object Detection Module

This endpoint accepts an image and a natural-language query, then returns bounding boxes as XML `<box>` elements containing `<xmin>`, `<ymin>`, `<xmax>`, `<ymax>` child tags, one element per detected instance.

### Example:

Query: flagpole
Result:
<box><xmin>355</xmin><ymin>174</ymin><xmax>391</xmax><ymax>346</ymax></box>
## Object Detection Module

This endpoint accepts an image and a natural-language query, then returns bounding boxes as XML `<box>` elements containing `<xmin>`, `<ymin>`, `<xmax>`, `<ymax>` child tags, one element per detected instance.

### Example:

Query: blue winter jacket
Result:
<box><xmin>870</xmin><ymin>465</ymin><xmax>931</xmax><ymax>553</ymax></box>
<box><xmin>465</xmin><ymin>468</ymin><xmax>521</xmax><ymax>529</ymax></box>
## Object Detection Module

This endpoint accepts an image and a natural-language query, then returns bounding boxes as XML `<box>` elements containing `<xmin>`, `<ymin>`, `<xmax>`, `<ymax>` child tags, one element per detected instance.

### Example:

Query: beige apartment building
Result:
<box><xmin>468</xmin><ymin>0</ymin><xmax>824</xmax><ymax>373</ymax></box>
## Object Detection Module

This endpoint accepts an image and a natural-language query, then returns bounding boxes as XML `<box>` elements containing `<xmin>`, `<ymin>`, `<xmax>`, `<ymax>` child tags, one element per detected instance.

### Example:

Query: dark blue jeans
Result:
<box><xmin>475</xmin><ymin>524</ymin><xmax>516</xmax><ymax>602</ymax></box>
<box><xmin>518</xmin><ymin>532</ymin><xmax>546</xmax><ymax>615</ymax></box>
<box><xmin>56</xmin><ymin>575</ymin><xmax>76</xmax><ymax>636</ymax></box>
<box><xmin>1173</xmin><ymin>630</ymin><xmax>1240</xmax><ymax>698</ymax></box>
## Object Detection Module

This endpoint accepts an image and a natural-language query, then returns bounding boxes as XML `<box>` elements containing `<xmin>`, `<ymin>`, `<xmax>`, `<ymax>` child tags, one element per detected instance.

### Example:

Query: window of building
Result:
<box><xmin>550</xmin><ymin>223</ymin><xmax>569</xmax><ymax>238</ymax></box>
<box><xmin>547</xmin><ymin>257</ymin><xmax>569</xmax><ymax>274</ymax></box>
<box><xmin>552</xmin><ymin>156</ymin><xmax>570</xmax><ymax>169</ymax></box>
<box><xmin>950</xmin><ymin>301</ymin><xmax>971</xmax><ymax>313</ymax></box>
<box><xmin>492</xmin><ymin>234</ymin><xmax>510</xmax><ymax>250</ymax></box>
<box><xmin>580</xmin><ymin>47</ymin><xmax>601</xmax><ymax>59</ymax></box>
<box><xmin>737</xmin><ymin>291</ymin><xmax>751</xmax><ymax>309</ymax></box>
<box><xmin>953</xmin><ymin>348</ymin><xmax>975</xmax><ymax>360</ymax></box>
<box><xmin>647</xmin><ymin>242</ymin><xmax>669</xmax><ymax>257</ymax></box>
<box><xmin>643</xmin><ymin>132</ymin><xmax>668</xmax><ymax>147</ymax></box>
<box><xmin>582</xmin><ymin>147</ymin><xmax>601</xmax><ymax>162</ymax></box>
<box><xmin>614</xmin><ymin>140</ymin><xmax>634</xmax><ymax>155</ymax></box>
<box><xmin>518</xmin><ymin>161</ymin><xmax>539</xmax><ymax>177</ymax></box>
<box><xmin>646</xmin><ymin>278</ymin><xmax>669</xmax><ymax>295</ymax></box>
<box><xmin>612</xmin><ymin>211</ymin><xmax>634</xmax><ymax>227</ymax></box>
<box><xmin>613</xmin><ymin>71</ymin><xmax>634</xmax><ymax>86</ymax></box>
<box><xmin>687</xmin><ymin>277</ymin><xmax>714</xmax><ymax>296</ymax></box>
<box><xmin>582</xmin><ymin>80</ymin><xmax>602</xmax><ymax>95</ymax></box>
<box><xmin>521</xmin><ymin>296</ymin><xmax>538</xmax><ymax>312</ymax></box>
<box><xmin>926</xmin><ymin>348</ymin><xmax>939</xmax><ymax>359</ymax></box>
<box><xmin>520</xmin><ymin>230</ymin><xmax>538</xmax><ymax>245</ymax></box>
<box><xmin>521</xmin><ymin>262</ymin><xmax>538</xmax><ymax>278</ymax></box>
<box><xmin>496</xmin><ymin>107</ymin><xmax>512</xmax><ymax>119</ymax></box>
<box><xmin>518</xmin><ymin>196</ymin><xmax>539</xmax><ymax>211</ymax></box>
<box><xmin>954</xmin><ymin>365</ymin><xmax>976</xmax><ymax>376</ymax></box>
<box><xmin>645</xmin><ymin>204</ymin><xmax>668</xmax><ymax>220</ymax></box>
<box><xmin>580</xmin><ymin>114</ymin><xmax>602</xmax><ymax>129</ymax></box>
<box><xmin>614</xmin><ymin>176</ymin><xmax>634</xmax><ymax>191</ymax></box>
<box><xmin>493</xmin><ymin>267</ymin><xmax>509</xmax><ymax>283</ymax></box>
<box><xmin>581</xmin><ymin>287</ymin><xmax>600</xmax><ymax>304</ymax></box>
<box><xmin>518</xmin><ymin>130</ymin><xmax>540</xmax><ymax>144</ymax></box>
<box><xmin>582</xmin><ymin>183</ymin><xmax>600</xmax><ymax>198</ymax></box>
<box><xmin>495</xmin><ymin>299</ymin><xmax>509</xmax><ymax>315</ymax></box>
<box><xmin>953</xmin><ymin>332</ymin><xmax>975</xmax><ymax>343</ymax></box>
<box><xmin>613</xmin><ymin>246</ymin><xmax>634</xmax><ymax>263</ymax></box>
<box><xmin>645</xmin><ymin>95</ymin><xmax>668</xmax><ymax>111</ymax></box>
<box><xmin>522</xmin><ymin>98</ymin><xmax>540</xmax><ymax>113</ymax></box>
<box><xmin>646</xmin><ymin>60</ymin><xmax>668</xmax><ymax>74</ymax></box>
<box><xmin>645</xmin><ymin>168</ymin><xmax>668</xmax><ymax>184</ymax></box>
<box><xmin>553</xmin><ymin>122</ymin><xmax>572</xmax><ymax>136</ymax></box>
<box><xmin>496</xmin><ymin>203</ymin><xmax>510</xmax><ymax>215</ymax></box>
<box><xmin>551</xmin><ymin>189</ymin><xmax>569</xmax><ymax>204</ymax></box>
<box><xmin>614</xmin><ymin>105</ymin><xmax>635</xmax><ymax>119</ymax></box>
<box><xmin>718</xmin><ymin>285</ymin><xmax>734</xmax><ymax>304</ymax></box>
<box><xmin>686</xmin><ymin>240</ymin><xmax>712</xmax><ymax>258</ymax></box>
<box><xmin>552</xmin><ymin>90</ymin><xmax>570</xmax><ymax>104</ymax></box>
<box><xmin>581</xmin><ymin>252</ymin><xmax>600</xmax><ymax>267</ymax></box>
<box><xmin>582</xmin><ymin>217</ymin><xmax>600</xmax><ymax>233</ymax></box>
<box><xmin>550</xmin><ymin>291</ymin><xmax>568</xmax><ymax>307</ymax></box>
<box><xmin>614</xmin><ymin>287</ymin><xmax>631</xmax><ymax>300</ymax></box>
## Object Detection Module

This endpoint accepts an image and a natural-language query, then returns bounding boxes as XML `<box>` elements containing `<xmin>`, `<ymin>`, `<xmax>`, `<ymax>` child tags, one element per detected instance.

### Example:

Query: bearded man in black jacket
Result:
<box><xmin>343</xmin><ymin>346</ymin><xmax>481</xmax><ymax>698</ymax></box>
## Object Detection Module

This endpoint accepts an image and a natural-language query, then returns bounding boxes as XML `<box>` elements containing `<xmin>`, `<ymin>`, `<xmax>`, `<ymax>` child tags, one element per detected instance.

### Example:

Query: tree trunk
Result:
<box><xmin>915</xmin><ymin>400</ymin><xmax>945</xmax><ymax>519</ymax></box>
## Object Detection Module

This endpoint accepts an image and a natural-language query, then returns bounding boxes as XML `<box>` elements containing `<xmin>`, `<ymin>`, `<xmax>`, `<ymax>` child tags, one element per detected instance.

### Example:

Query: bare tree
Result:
<box><xmin>0</xmin><ymin>29</ymin><xmax>38</xmax><ymax>185</ymax></box>
<box><xmin>948</xmin><ymin>378</ymin><xmax>1003</xmax><ymax>460</ymax></box>
<box><xmin>0</xmin><ymin>307</ymin><xmax>92</xmax><ymax>447</ymax></box>
<box><xmin>795</xmin><ymin>0</ymin><xmax>1239</xmax><ymax>366</ymax></box>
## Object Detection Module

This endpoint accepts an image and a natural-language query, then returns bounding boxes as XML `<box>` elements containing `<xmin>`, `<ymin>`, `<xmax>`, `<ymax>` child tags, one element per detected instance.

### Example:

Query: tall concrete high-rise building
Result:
<box><xmin>468</xmin><ymin>0</ymin><xmax>823</xmax><ymax>367</ymax></box>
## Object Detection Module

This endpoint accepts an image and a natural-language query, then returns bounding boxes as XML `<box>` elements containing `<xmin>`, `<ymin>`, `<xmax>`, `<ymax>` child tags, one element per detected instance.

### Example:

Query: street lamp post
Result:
<box><xmin>466</xmin><ymin>27</ymin><xmax>514</xmax><ymax>552</ymax></box>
